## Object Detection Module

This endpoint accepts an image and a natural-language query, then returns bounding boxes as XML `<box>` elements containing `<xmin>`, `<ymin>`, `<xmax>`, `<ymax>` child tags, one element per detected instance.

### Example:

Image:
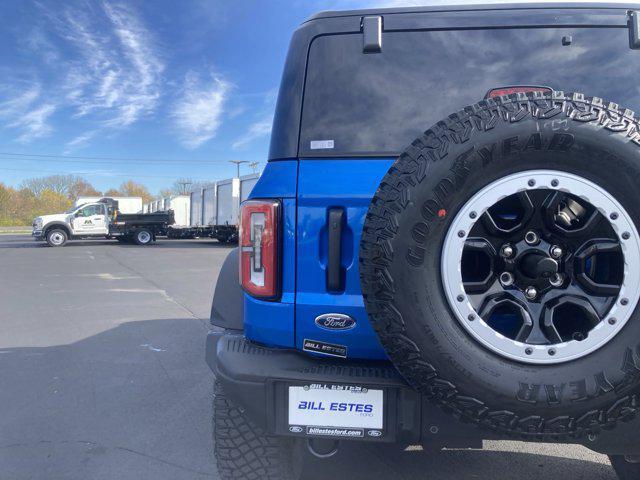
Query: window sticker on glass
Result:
<box><xmin>310</xmin><ymin>140</ymin><xmax>334</xmax><ymax>150</ymax></box>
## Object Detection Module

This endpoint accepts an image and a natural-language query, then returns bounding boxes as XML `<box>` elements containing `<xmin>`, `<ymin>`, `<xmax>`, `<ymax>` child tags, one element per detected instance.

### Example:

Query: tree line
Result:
<box><xmin>0</xmin><ymin>175</ymin><xmax>155</xmax><ymax>226</ymax></box>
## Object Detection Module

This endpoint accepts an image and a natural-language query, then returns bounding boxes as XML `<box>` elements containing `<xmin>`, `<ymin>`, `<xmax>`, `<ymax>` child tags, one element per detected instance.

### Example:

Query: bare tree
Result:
<box><xmin>20</xmin><ymin>175</ymin><xmax>101</xmax><ymax>200</ymax></box>
<box><xmin>68</xmin><ymin>178</ymin><xmax>101</xmax><ymax>200</ymax></box>
<box><xmin>118</xmin><ymin>180</ymin><xmax>154</xmax><ymax>203</ymax></box>
<box><xmin>173</xmin><ymin>178</ymin><xmax>194</xmax><ymax>195</ymax></box>
<box><xmin>20</xmin><ymin>175</ymin><xmax>76</xmax><ymax>197</ymax></box>
<box><xmin>157</xmin><ymin>179</ymin><xmax>215</xmax><ymax>197</ymax></box>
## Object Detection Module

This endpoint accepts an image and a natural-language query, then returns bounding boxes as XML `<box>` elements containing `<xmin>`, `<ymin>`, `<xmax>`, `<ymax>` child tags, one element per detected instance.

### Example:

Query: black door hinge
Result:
<box><xmin>362</xmin><ymin>16</ymin><xmax>382</xmax><ymax>53</ymax></box>
<box><xmin>629</xmin><ymin>11</ymin><xmax>640</xmax><ymax>49</ymax></box>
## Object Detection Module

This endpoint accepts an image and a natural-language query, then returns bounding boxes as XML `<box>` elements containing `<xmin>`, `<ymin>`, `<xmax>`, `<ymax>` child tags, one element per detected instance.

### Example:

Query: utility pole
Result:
<box><xmin>249</xmin><ymin>161</ymin><xmax>260</xmax><ymax>173</ymax></box>
<box><xmin>229</xmin><ymin>160</ymin><xmax>248</xmax><ymax>178</ymax></box>
<box><xmin>176</xmin><ymin>180</ymin><xmax>192</xmax><ymax>194</ymax></box>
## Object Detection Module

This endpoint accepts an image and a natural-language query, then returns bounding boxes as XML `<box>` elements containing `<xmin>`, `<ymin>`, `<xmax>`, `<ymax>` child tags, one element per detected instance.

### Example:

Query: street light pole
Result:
<box><xmin>229</xmin><ymin>160</ymin><xmax>248</xmax><ymax>177</ymax></box>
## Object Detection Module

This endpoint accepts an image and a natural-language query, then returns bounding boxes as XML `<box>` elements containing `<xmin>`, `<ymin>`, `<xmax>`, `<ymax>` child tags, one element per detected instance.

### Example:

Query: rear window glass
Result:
<box><xmin>300</xmin><ymin>28</ymin><xmax>638</xmax><ymax>157</ymax></box>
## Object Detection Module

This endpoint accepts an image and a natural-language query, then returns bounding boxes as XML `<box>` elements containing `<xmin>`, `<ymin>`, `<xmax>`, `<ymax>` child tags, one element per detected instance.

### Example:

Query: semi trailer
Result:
<box><xmin>187</xmin><ymin>174</ymin><xmax>259</xmax><ymax>242</ymax></box>
<box><xmin>143</xmin><ymin>174</ymin><xmax>260</xmax><ymax>243</ymax></box>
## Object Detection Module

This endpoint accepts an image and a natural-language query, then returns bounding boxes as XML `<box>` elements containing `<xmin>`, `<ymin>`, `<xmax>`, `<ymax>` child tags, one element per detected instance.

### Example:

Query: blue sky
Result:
<box><xmin>0</xmin><ymin>0</ymin><xmax>396</xmax><ymax>193</ymax></box>
<box><xmin>0</xmin><ymin>0</ymin><xmax>593</xmax><ymax>194</ymax></box>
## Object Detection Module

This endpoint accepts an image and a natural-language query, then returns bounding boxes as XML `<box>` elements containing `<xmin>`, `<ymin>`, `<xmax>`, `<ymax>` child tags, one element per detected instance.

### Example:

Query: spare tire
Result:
<box><xmin>360</xmin><ymin>91</ymin><xmax>640</xmax><ymax>439</ymax></box>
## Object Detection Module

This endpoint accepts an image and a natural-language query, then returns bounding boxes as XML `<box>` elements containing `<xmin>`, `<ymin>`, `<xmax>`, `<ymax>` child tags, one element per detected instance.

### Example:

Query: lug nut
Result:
<box><xmin>549</xmin><ymin>245</ymin><xmax>563</xmax><ymax>259</ymax></box>
<box><xmin>525</xmin><ymin>231</ymin><xmax>540</xmax><ymax>245</ymax></box>
<box><xmin>500</xmin><ymin>245</ymin><xmax>514</xmax><ymax>258</ymax></box>
<box><xmin>525</xmin><ymin>286</ymin><xmax>538</xmax><ymax>300</ymax></box>
<box><xmin>549</xmin><ymin>273</ymin><xmax>564</xmax><ymax>287</ymax></box>
<box><xmin>500</xmin><ymin>272</ymin><xmax>515</xmax><ymax>287</ymax></box>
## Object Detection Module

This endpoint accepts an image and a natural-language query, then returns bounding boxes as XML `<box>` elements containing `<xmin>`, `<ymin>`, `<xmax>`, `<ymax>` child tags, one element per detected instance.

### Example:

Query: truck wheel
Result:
<box><xmin>45</xmin><ymin>228</ymin><xmax>68</xmax><ymax>247</ymax></box>
<box><xmin>213</xmin><ymin>381</ymin><xmax>303</xmax><ymax>480</ymax></box>
<box><xmin>610</xmin><ymin>456</ymin><xmax>640</xmax><ymax>479</ymax></box>
<box><xmin>133</xmin><ymin>229</ymin><xmax>153</xmax><ymax>245</ymax></box>
<box><xmin>360</xmin><ymin>92</ymin><xmax>640</xmax><ymax>439</ymax></box>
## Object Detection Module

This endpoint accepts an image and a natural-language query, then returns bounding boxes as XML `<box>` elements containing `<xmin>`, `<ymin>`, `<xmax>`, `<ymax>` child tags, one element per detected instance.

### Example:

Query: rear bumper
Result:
<box><xmin>206</xmin><ymin>330</ymin><xmax>640</xmax><ymax>453</ymax></box>
<box><xmin>207</xmin><ymin>330</ymin><xmax>423</xmax><ymax>444</ymax></box>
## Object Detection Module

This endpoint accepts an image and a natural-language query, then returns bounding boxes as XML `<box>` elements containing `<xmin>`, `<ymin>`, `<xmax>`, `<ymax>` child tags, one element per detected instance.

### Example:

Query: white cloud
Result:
<box><xmin>0</xmin><ymin>85</ymin><xmax>56</xmax><ymax>143</ymax></box>
<box><xmin>232</xmin><ymin>115</ymin><xmax>273</xmax><ymax>150</ymax></box>
<box><xmin>54</xmin><ymin>2</ymin><xmax>163</xmax><ymax>128</ymax></box>
<box><xmin>172</xmin><ymin>72</ymin><xmax>232</xmax><ymax>149</ymax></box>
<box><xmin>64</xmin><ymin>130</ymin><xmax>97</xmax><ymax>153</ymax></box>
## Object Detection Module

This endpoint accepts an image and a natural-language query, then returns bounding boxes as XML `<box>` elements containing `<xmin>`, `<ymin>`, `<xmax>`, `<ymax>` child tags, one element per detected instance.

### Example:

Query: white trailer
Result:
<box><xmin>184</xmin><ymin>173</ymin><xmax>260</xmax><ymax>242</ymax></box>
<box><xmin>148</xmin><ymin>173</ymin><xmax>260</xmax><ymax>242</ymax></box>
<box><xmin>240</xmin><ymin>175</ymin><xmax>259</xmax><ymax>203</ymax></box>
<box><xmin>75</xmin><ymin>196</ymin><xmax>142</xmax><ymax>214</ymax></box>
<box><xmin>203</xmin><ymin>185</ymin><xmax>217</xmax><ymax>226</ymax></box>
<box><xmin>190</xmin><ymin>189</ymin><xmax>203</xmax><ymax>227</ymax></box>
<box><xmin>161</xmin><ymin>195</ymin><xmax>190</xmax><ymax>226</ymax></box>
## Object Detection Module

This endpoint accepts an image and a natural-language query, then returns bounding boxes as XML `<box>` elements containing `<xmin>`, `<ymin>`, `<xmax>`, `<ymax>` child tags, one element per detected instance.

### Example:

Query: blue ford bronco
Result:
<box><xmin>206</xmin><ymin>3</ymin><xmax>640</xmax><ymax>479</ymax></box>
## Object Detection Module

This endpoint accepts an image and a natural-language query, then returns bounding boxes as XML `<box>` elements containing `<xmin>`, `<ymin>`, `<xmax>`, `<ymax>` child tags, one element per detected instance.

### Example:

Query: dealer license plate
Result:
<box><xmin>288</xmin><ymin>385</ymin><xmax>383</xmax><ymax>438</ymax></box>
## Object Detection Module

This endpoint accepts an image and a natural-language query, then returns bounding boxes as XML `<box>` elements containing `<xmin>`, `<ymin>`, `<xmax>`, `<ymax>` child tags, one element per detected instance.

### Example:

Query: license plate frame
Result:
<box><xmin>287</xmin><ymin>384</ymin><xmax>385</xmax><ymax>439</ymax></box>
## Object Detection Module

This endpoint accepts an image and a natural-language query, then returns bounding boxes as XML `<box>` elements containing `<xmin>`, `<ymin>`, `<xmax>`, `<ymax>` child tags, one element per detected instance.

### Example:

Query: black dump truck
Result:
<box><xmin>109</xmin><ymin>210</ymin><xmax>175</xmax><ymax>245</ymax></box>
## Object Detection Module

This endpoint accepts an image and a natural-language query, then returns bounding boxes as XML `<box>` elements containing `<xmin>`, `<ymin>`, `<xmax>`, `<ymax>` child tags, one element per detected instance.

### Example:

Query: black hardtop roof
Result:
<box><xmin>269</xmin><ymin>1</ymin><xmax>637</xmax><ymax>161</ymax></box>
<box><xmin>307</xmin><ymin>2</ymin><xmax>637</xmax><ymax>22</ymax></box>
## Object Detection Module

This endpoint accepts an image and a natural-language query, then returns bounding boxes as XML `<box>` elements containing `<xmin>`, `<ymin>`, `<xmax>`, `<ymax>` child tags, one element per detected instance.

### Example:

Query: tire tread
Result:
<box><xmin>359</xmin><ymin>92</ymin><xmax>640</xmax><ymax>440</ymax></box>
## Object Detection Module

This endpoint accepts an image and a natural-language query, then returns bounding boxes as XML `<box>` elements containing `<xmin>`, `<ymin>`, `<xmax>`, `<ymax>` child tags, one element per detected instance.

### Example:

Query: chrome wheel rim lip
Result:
<box><xmin>50</xmin><ymin>232</ymin><xmax>64</xmax><ymax>245</ymax></box>
<box><xmin>441</xmin><ymin>170</ymin><xmax>640</xmax><ymax>365</ymax></box>
<box><xmin>138</xmin><ymin>231</ymin><xmax>151</xmax><ymax>243</ymax></box>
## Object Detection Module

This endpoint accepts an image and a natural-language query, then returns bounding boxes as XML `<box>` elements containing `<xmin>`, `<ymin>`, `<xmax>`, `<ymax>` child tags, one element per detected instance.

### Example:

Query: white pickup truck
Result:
<box><xmin>32</xmin><ymin>198</ymin><xmax>173</xmax><ymax>247</ymax></box>
<box><xmin>33</xmin><ymin>202</ymin><xmax>113</xmax><ymax>246</ymax></box>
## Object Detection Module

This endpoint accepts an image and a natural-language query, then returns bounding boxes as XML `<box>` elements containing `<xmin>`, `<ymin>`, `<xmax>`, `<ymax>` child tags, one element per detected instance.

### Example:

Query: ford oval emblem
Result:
<box><xmin>289</xmin><ymin>426</ymin><xmax>303</xmax><ymax>433</ymax></box>
<box><xmin>315</xmin><ymin>313</ymin><xmax>356</xmax><ymax>331</ymax></box>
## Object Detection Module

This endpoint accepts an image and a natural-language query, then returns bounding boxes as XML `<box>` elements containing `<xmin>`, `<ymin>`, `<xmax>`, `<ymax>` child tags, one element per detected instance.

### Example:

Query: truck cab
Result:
<box><xmin>33</xmin><ymin>202</ymin><xmax>111</xmax><ymax>246</ymax></box>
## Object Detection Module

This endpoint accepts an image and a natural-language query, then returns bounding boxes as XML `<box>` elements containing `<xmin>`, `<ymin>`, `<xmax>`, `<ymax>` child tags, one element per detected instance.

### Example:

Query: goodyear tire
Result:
<box><xmin>45</xmin><ymin>228</ymin><xmax>68</xmax><ymax>247</ymax></box>
<box><xmin>213</xmin><ymin>381</ymin><xmax>303</xmax><ymax>480</ymax></box>
<box><xmin>360</xmin><ymin>92</ymin><xmax>640</xmax><ymax>440</ymax></box>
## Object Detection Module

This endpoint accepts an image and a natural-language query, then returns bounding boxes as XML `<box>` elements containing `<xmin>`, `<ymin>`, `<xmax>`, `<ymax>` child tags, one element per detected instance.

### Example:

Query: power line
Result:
<box><xmin>0</xmin><ymin>151</ymin><xmax>250</xmax><ymax>165</ymax></box>
<box><xmin>0</xmin><ymin>166</ymin><xmax>211</xmax><ymax>180</ymax></box>
<box><xmin>0</xmin><ymin>156</ymin><xmax>235</xmax><ymax>166</ymax></box>
<box><xmin>229</xmin><ymin>160</ymin><xmax>248</xmax><ymax>177</ymax></box>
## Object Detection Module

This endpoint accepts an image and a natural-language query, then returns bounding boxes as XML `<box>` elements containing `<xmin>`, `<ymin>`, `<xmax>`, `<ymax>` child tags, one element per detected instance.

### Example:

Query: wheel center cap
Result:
<box><xmin>520</xmin><ymin>252</ymin><xmax>558</xmax><ymax>279</ymax></box>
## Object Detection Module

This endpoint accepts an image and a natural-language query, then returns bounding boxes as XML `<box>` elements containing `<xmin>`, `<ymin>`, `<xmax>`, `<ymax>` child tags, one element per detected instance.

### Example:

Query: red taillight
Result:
<box><xmin>240</xmin><ymin>199</ymin><xmax>280</xmax><ymax>299</ymax></box>
<box><xmin>485</xmin><ymin>86</ymin><xmax>553</xmax><ymax>99</ymax></box>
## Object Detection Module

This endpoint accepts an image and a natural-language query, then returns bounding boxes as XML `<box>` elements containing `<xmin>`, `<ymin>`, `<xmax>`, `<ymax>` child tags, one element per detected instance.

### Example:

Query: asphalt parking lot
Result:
<box><xmin>0</xmin><ymin>234</ymin><xmax>618</xmax><ymax>480</ymax></box>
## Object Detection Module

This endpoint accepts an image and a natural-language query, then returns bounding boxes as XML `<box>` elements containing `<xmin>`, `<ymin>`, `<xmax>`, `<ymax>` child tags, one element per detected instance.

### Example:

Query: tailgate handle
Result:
<box><xmin>327</xmin><ymin>208</ymin><xmax>345</xmax><ymax>292</ymax></box>
<box><xmin>630</xmin><ymin>11</ymin><xmax>640</xmax><ymax>49</ymax></box>
<box><xmin>362</xmin><ymin>16</ymin><xmax>382</xmax><ymax>53</ymax></box>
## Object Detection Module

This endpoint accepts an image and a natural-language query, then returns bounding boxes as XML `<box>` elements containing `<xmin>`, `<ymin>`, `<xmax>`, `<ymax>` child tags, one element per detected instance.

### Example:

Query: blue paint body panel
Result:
<box><xmin>295</xmin><ymin>159</ymin><xmax>394</xmax><ymax>359</ymax></box>
<box><xmin>249</xmin><ymin>160</ymin><xmax>298</xmax><ymax>199</ymax></box>
<box><xmin>243</xmin><ymin>193</ymin><xmax>297</xmax><ymax>348</ymax></box>
<box><xmin>242</xmin><ymin>157</ymin><xmax>397</xmax><ymax>359</ymax></box>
